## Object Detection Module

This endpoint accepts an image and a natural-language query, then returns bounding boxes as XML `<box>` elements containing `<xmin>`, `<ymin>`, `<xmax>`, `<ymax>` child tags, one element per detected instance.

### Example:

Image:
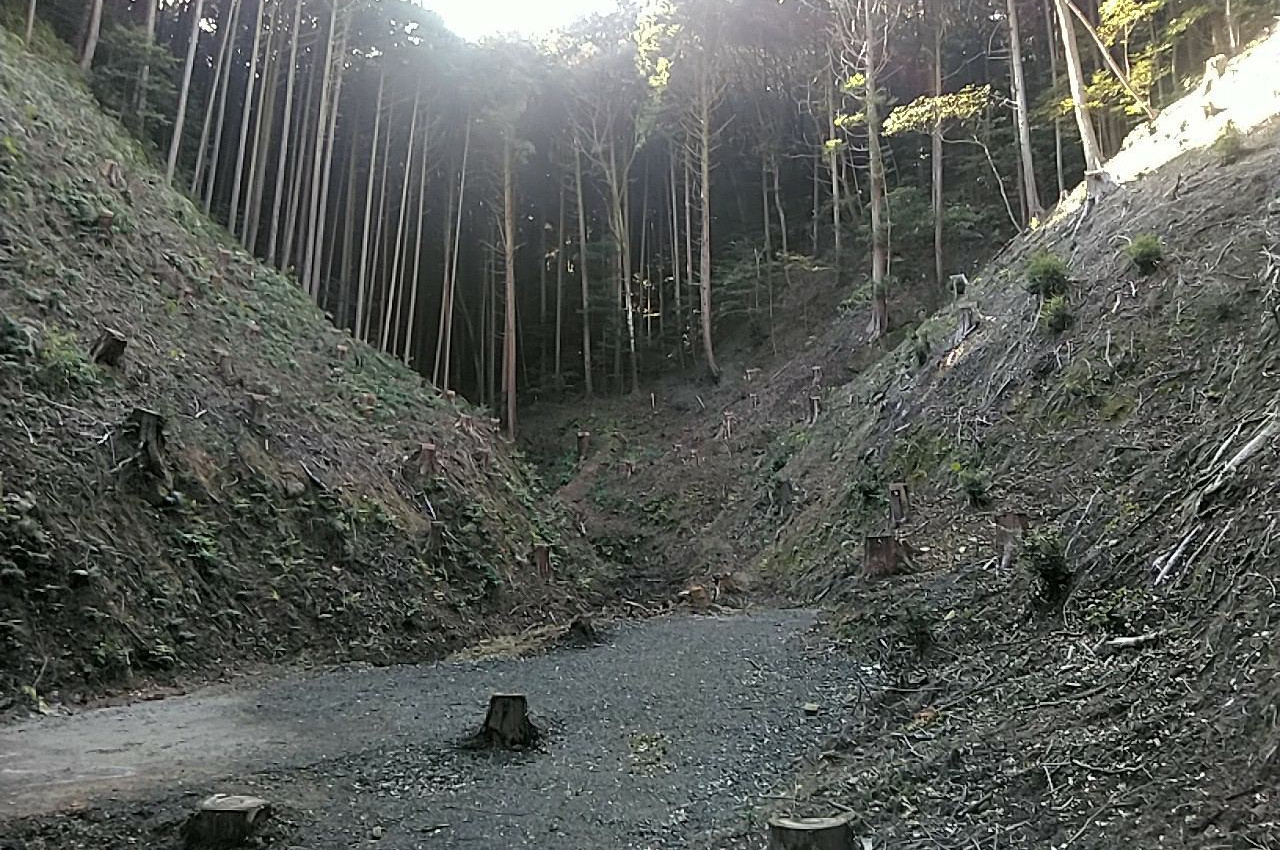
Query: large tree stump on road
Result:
<box><xmin>768</xmin><ymin>814</ymin><xmax>854</xmax><ymax>850</ymax></box>
<box><xmin>184</xmin><ymin>794</ymin><xmax>272</xmax><ymax>848</ymax></box>
<box><xmin>469</xmin><ymin>693</ymin><xmax>540</xmax><ymax>749</ymax></box>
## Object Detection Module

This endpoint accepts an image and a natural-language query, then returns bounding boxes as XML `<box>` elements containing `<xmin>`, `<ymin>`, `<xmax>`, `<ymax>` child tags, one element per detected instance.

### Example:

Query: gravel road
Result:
<box><xmin>0</xmin><ymin>611</ymin><xmax>854</xmax><ymax>849</ymax></box>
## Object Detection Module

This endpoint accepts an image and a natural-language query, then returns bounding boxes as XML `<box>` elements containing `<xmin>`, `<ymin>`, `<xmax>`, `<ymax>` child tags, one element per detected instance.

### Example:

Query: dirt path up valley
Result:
<box><xmin>0</xmin><ymin>611</ymin><xmax>855</xmax><ymax>849</ymax></box>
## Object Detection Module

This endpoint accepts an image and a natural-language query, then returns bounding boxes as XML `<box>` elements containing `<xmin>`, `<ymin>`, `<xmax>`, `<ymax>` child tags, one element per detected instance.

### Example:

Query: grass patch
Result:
<box><xmin>1126</xmin><ymin>235</ymin><xmax>1164</xmax><ymax>275</ymax></box>
<box><xmin>1024</xmin><ymin>251</ymin><xmax>1069</xmax><ymax>298</ymax></box>
<box><xmin>1039</xmin><ymin>295</ymin><xmax>1074</xmax><ymax>334</ymax></box>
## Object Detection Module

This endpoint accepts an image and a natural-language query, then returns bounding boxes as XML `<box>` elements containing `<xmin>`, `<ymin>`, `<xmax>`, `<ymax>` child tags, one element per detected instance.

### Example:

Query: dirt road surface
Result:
<box><xmin>0</xmin><ymin>611</ymin><xmax>856</xmax><ymax>849</ymax></box>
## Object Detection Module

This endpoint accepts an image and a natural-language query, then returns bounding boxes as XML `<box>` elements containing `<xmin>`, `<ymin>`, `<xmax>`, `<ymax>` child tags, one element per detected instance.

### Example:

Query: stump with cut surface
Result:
<box><xmin>767</xmin><ymin>814</ymin><xmax>854</xmax><ymax>850</ymax></box>
<box><xmin>470</xmin><ymin>693</ymin><xmax>539</xmax><ymax>749</ymax></box>
<box><xmin>863</xmin><ymin>535</ymin><xmax>911</xmax><ymax>580</ymax></box>
<box><xmin>184</xmin><ymin>794</ymin><xmax>271</xmax><ymax>848</ymax></box>
<box><xmin>90</xmin><ymin>328</ymin><xmax>127</xmax><ymax>366</ymax></box>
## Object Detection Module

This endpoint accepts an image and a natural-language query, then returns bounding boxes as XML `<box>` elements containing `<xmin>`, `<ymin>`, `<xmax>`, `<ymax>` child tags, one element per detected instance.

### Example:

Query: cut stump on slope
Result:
<box><xmin>466</xmin><ymin>693</ymin><xmax>540</xmax><ymax>750</ymax></box>
<box><xmin>184</xmin><ymin>794</ymin><xmax>272</xmax><ymax>848</ymax></box>
<box><xmin>767</xmin><ymin>814</ymin><xmax>854</xmax><ymax>850</ymax></box>
<box><xmin>89</xmin><ymin>328</ymin><xmax>127</xmax><ymax>366</ymax></box>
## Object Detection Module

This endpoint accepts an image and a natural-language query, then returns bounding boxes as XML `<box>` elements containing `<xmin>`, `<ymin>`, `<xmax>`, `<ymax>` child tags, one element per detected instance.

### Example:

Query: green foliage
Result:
<box><xmin>36</xmin><ymin>327</ymin><xmax>98</xmax><ymax>392</ymax></box>
<box><xmin>89</xmin><ymin>25</ymin><xmax>178</xmax><ymax>139</ymax></box>
<box><xmin>951</xmin><ymin>462</ymin><xmax>991</xmax><ymax>508</ymax></box>
<box><xmin>884</xmin><ymin>85</ymin><xmax>993</xmax><ymax>136</ymax></box>
<box><xmin>1024</xmin><ymin>251</ymin><xmax>1070</xmax><ymax>298</ymax></box>
<box><xmin>1212</xmin><ymin>121</ymin><xmax>1247</xmax><ymax>165</ymax></box>
<box><xmin>1020</xmin><ymin>528</ymin><xmax>1072</xmax><ymax>611</ymax></box>
<box><xmin>49</xmin><ymin>180</ymin><xmax>133</xmax><ymax>233</ymax></box>
<box><xmin>1039</xmin><ymin>295</ymin><xmax>1074</xmax><ymax>334</ymax></box>
<box><xmin>1126</xmin><ymin>234</ymin><xmax>1164</xmax><ymax>274</ymax></box>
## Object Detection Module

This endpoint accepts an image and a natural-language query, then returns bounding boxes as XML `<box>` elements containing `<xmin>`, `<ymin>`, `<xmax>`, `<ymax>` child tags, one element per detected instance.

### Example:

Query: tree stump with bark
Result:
<box><xmin>89</xmin><ymin>328</ymin><xmax>127</xmax><ymax>366</ymax></box>
<box><xmin>808</xmin><ymin>396</ymin><xmax>821</xmax><ymax>425</ymax></box>
<box><xmin>468</xmin><ymin>694</ymin><xmax>539</xmax><ymax>749</ymax></box>
<box><xmin>576</xmin><ymin>430</ymin><xmax>592</xmax><ymax>461</ymax></box>
<box><xmin>953</xmin><ymin>305</ymin><xmax>979</xmax><ymax>346</ymax></box>
<box><xmin>767</xmin><ymin>815</ymin><xmax>854</xmax><ymax>850</ymax></box>
<box><xmin>864</xmin><ymin>535</ymin><xmax>911</xmax><ymax>580</ymax></box>
<box><xmin>532</xmin><ymin>543</ymin><xmax>552</xmax><ymax>578</ymax></box>
<box><xmin>184</xmin><ymin>794</ymin><xmax>271</xmax><ymax>848</ymax></box>
<box><xmin>997</xmin><ymin>512</ymin><xmax>1030</xmax><ymax>568</ymax></box>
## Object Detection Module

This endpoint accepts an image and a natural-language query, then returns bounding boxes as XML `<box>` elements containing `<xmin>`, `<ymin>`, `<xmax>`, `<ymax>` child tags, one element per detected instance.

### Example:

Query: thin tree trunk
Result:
<box><xmin>1054</xmin><ymin>0</ymin><xmax>1105</xmax><ymax>177</ymax></box>
<box><xmin>1007</xmin><ymin>0</ymin><xmax>1043</xmax><ymax>222</ymax></box>
<box><xmin>555</xmin><ymin>179</ymin><xmax>565</xmax><ymax>381</ymax></box>
<box><xmin>307</xmin><ymin>18</ymin><xmax>347</xmax><ymax>300</ymax></box>
<box><xmin>354</xmin><ymin>69</ymin><xmax>384</xmax><ymax>337</ymax></box>
<box><xmin>364</xmin><ymin>101</ymin><xmax>394</xmax><ymax>342</ymax></box>
<box><xmin>79</xmin><ymin>0</ymin><xmax>104</xmax><ymax>72</ymax></box>
<box><xmin>697</xmin><ymin>75</ymin><xmax>719</xmax><ymax>381</ymax></box>
<box><xmin>772</xmin><ymin>158</ymin><xmax>792</xmax><ymax>290</ymax></box>
<box><xmin>24</xmin><ymin>0</ymin><xmax>37</xmax><ymax>45</ymax></box>
<box><xmin>932</xmin><ymin>14</ymin><xmax>945</xmax><ymax>289</ymax></box>
<box><xmin>403</xmin><ymin>120</ymin><xmax>431</xmax><ymax>367</ymax></box>
<box><xmin>435</xmin><ymin>117</ymin><xmax>469</xmax><ymax>391</ymax></box>
<box><xmin>1045</xmin><ymin>0</ymin><xmax>1066</xmax><ymax>199</ymax></box>
<box><xmin>165</xmin><ymin>0</ymin><xmax>205</xmax><ymax>184</ymax></box>
<box><xmin>609</xmin><ymin>141</ymin><xmax>639</xmax><ymax>393</ymax></box>
<box><xmin>228</xmin><ymin>0</ymin><xmax>265</xmax><ymax>235</ymax></box>
<box><xmin>302</xmin><ymin>1</ymin><xmax>338</xmax><ymax>297</ymax></box>
<box><xmin>683</xmin><ymin>144</ymin><xmax>695</xmax><ymax>356</ymax></box>
<box><xmin>668</xmin><ymin>149</ymin><xmax>683</xmax><ymax>367</ymax></box>
<box><xmin>199</xmin><ymin>0</ymin><xmax>243</xmax><ymax>207</ymax></box>
<box><xmin>340</xmin><ymin>147</ymin><xmax>358</xmax><ymax>327</ymax></box>
<box><xmin>502</xmin><ymin>138</ymin><xmax>518</xmax><ymax>438</ymax></box>
<box><xmin>866</xmin><ymin>0</ymin><xmax>888</xmax><ymax>340</ymax></box>
<box><xmin>760</xmin><ymin>152</ymin><xmax>775</xmax><ymax>343</ymax></box>
<box><xmin>282</xmin><ymin>65</ymin><xmax>315</xmax><ymax>272</ymax></box>
<box><xmin>381</xmin><ymin>89</ymin><xmax>419</xmax><ymax>353</ymax></box>
<box><xmin>244</xmin><ymin>0</ymin><xmax>282</xmax><ymax>250</ymax></box>
<box><xmin>826</xmin><ymin>64</ymin><xmax>841</xmax><ymax>276</ymax></box>
<box><xmin>134</xmin><ymin>0</ymin><xmax>158</xmax><ymax>128</ymax></box>
<box><xmin>575</xmin><ymin>144</ymin><xmax>594</xmax><ymax>396</ymax></box>
<box><xmin>267</xmin><ymin>0</ymin><xmax>302</xmax><ymax>264</ymax></box>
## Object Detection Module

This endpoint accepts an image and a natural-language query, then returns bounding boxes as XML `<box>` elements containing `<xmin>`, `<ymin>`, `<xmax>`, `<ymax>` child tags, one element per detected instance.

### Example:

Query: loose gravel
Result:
<box><xmin>1</xmin><ymin>611</ymin><xmax>856</xmax><ymax>849</ymax></box>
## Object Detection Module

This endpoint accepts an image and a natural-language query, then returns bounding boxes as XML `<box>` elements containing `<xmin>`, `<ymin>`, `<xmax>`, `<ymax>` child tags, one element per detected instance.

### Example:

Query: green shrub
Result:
<box><xmin>1024</xmin><ymin>251</ymin><xmax>1069</xmax><ymax>298</ymax></box>
<box><xmin>36</xmin><ymin>328</ymin><xmax>98</xmax><ymax>392</ymax></box>
<box><xmin>1126</xmin><ymin>234</ymin><xmax>1164</xmax><ymax>275</ymax></box>
<box><xmin>954</xmin><ymin>465</ymin><xmax>992</xmax><ymax>508</ymax></box>
<box><xmin>1212</xmin><ymin>122</ymin><xmax>1246</xmax><ymax>165</ymax></box>
<box><xmin>1020</xmin><ymin>528</ymin><xmax>1072</xmax><ymax>611</ymax></box>
<box><xmin>1039</xmin><ymin>295</ymin><xmax>1074</xmax><ymax>334</ymax></box>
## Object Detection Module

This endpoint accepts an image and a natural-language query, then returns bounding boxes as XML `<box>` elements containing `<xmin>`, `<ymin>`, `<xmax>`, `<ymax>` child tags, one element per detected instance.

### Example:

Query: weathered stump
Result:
<box><xmin>562</xmin><ymin>615</ymin><xmax>599</xmax><ymax>646</ymax></box>
<box><xmin>471</xmin><ymin>694</ymin><xmax>539</xmax><ymax>749</ymax></box>
<box><xmin>576</xmin><ymin>430</ymin><xmax>592</xmax><ymax>461</ymax></box>
<box><xmin>767</xmin><ymin>814</ymin><xmax>854</xmax><ymax>850</ymax></box>
<box><xmin>90</xmin><ymin>328</ymin><xmax>127</xmax><ymax>366</ymax></box>
<box><xmin>97</xmin><ymin>209</ymin><xmax>115</xmax><ymax>235</ymax></box>
<box><xmin>416</xmin><ymin>442</ymin><xmax>439</xmax><ymax>477</ymax></box>
<box><xmin>533</xmin><ymin>543</ymin><xmax>552</xmax><ymax>578</ymax></box>
<box><xmin>888</xmin><ymin>482</ymin><xmax>910</xmax><ymax>526</ymax></box>
<box><xmin>811</xmin><ymin>365</ymin><xmax>823</xmax><ymax>385</ymax></box>
<box><xmin>953</xmin><ymin>304</ymin><xmax>979</xmax><ymax>347</ymax></box>
<box><xmin>184</xmin><ymin>794</ymin><xmax>272</xmax><ymax>848</ymax></box>
<box><xmin>808</xmin><ymin>395</ymin><xmax>821</xmax><ymax>425</ymax></box>
<box><xmin>745</xmin><ymin>367</ymin><xmax>761</xmax><ymax>382</ymax></box>
<box><xmin>750</xmin><ymin>393</ymin><xmax>760</xmax><ymax>409</ymax></box>
<box><xmin>996</xmin><ymin>512</ymin><xmax>1030</xmax><ymax>568</ymax></box>
<box><xmin>863</xmin><ymin>535</ymin><xmax>910</xmax><ymax>580</ymax></box>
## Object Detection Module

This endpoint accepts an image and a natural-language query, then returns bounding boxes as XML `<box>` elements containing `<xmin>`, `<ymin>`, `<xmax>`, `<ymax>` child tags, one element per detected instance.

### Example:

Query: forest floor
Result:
<box><xmin>0</xmin><ymin>611</ymin><xmax>851</xmax><ymax>850</ymax></box>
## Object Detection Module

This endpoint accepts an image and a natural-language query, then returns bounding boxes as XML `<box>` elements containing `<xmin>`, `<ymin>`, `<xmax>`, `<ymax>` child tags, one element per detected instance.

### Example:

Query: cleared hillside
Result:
<box><xmin>0</xmin><ymin>26</ymin><xmax>603</xmax><ymax>707</ymax></box>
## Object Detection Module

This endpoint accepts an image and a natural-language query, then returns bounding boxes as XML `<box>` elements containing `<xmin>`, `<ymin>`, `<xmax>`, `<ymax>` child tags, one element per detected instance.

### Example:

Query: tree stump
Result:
<box><xmin>750</xmin><ymin>393</ymin><xmax>760</xmax><ymax>409</ymax></box>
<box><xmin>576</xmin><ymin>430</ymin><xmax>591</xmax><ymax>461</ymax></box>
<box><xmin>444</xmin><ymin>389</ymin><xmax>457</xmax><ymax>402</ymax></box>
<box><xmin>767</xmin><ymin>815</ymin><xmax>854</xmax><ymax>850</ymax></box>
<box><xmin>417</xmin><ymin>442</ymin><xmax>439</xmax><ymax>477</ymax></box>
<box><xmin>532</xmin><ymin>543</ymin><xmax>552</xmax><ymax>578</ymax></box>
<box><xmin>811</xmin><ymin>365</ymin><xmax>823</xmax><ymax>385</ymax></box>
<box><xmin>89</xmin><ymin>328</ymin><xmax>127</xmax><ymax>367</ymax></box>
<box><xmin>997</xmin><ymin>512</ymin><xmax>1030</xmax><ymax>568</ymax></box>
<box><xmin>125</xmin><ymin>408</ymin><xmax>168</xmax><ymax>479</ymax></box>
<box><xmin>888</xmin><ymin>482</ymin><xmax>910</xmax><ymax>526</ymax></box>
<box><xmin>562</xmin><ymin>615</ymin><xmax>599</xmax><ymax>646</ymax></box>
<box><xmin>184</xmin><ymin>794</ymin><xmax>272</xmax><ymax>848</ymax></box>
<box><xmin>745</xmin><ymin>367</ymin><xmax>761</xmax><ymax>382</ymax></box>
<box><xmin>97</xmin><ymin>208</ymin><xmax>115</xmax><ymax>235</ymax></box>
<box><xmin>471</xmin><ymin>694</ymin><xmax>539</xmax><ymax>749</ymax></box>
<box><xmin>864</xmin><ymin>535</ymin><xmax>910</xmax><ymax>580</ymax></box>
<box><xmin>808</xmin><ymin>395</ymin><xmax>821</xmax><ymax>425</ymax></box>
<box><xmin>953</xmin><ymin>304</ymin><xmax>979</xmax><ymax>347</ymax></box>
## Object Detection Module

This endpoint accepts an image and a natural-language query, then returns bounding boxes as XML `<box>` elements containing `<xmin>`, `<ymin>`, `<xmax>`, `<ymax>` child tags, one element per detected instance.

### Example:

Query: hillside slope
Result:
<box><xmin>0</xmin><ymin>27</ymin><xmax>602</xmax><ymax>706</ymax></box>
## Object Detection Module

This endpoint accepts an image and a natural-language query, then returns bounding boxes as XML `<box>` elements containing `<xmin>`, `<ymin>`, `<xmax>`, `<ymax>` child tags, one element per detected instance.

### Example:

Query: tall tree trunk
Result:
<box><xmin>608</xmin><ymin>141</ymin><xmax>639</xmax><ymax>393</ymax></box>
<box><xmin>826</xmin><ymin>64</ymin><xmax>842</xmax><ymax>277</ymax></box>
<box><xmin>267</xmin><ymin>0</ymin><xmax>302</xmax><ymax>263</ymax></box>
<box><xmin>228</xmin><ymin>0</ymin><xmax>265</xmax><ymax>235</ymax></box>
<box><xmin>760</xmin><ymin>152</ymin><xmax>775</xmax><ymax>344</ymax></box>
<box><xmin>771</xmin><ymin>158</ymin><xmax>792</xmax><ymax>290</ymax></box>
<box><xmin>403</xmin><ymin>120</ymin><xmax>431</xmax><ymax>366</ymax></box>
<box><xmin>555</xmin><ymin>179</ymin><xmax>565</xmax><ymax>381</ymax></box>
<box><xmin>435</xmin><ymin>117</ymin><xmax>469</xmax><ymax>391</ymax></box>
<box><xmin>1045</xmin><ymin>0</ymin><xmax>1066</xmax><ymax>199</ymax></box>
<box><xmin>1007</xmin><ymin>0</ymin><xmax>1043</xmax><ymax>222</ymax></box>
<box><xmin>79</xmin><ymin>0</ymin><xmax>104</xmax><ymax>72</ymax></box>
<box><xmin>165</xmin><ymin>0</ymin><xmax>206</xmax><ymax>184</ymax></box>
<box><xmin>683</xmin><ymin>145</ymin><xmax>695</xmax><ymax>362</ymax></box>
<box><xmin>502</xmin><ymin>138</ymin><xmax>518</xmax><ymax>438</ymax></box>
<box><xmin>381</xmin><ymin>90</ymin><xmax>419</xmax><ymax>353</ymax></box>
<box><xmin>932</xmin><ymin>12</ymin><xmax>945</xmax><ymax>289</ymax></box>
<box><xmin>668</xmin><ymin>150</ymin><xmax>684</xmax><ymax>366</ymax></box>
<box><xmin>244</xmin><ymin>0</ymin><xmax>282</xmax><ymax>250</ymax></box>
<box><xmin>866</xmin><ymin>0</ymin><xmax>889</xmax><ymax>340</ymax></box>
<box><xmin>340</xmin><ymin>148</ymin><xmax>358</xmax><ymax>327</ymax></box>
<box><xmin>364</xmin><ymin>100</ymin><xmax>395</xmax><ymax>342</ymax></box>
<box><xmin>282</xmin><ymin>65</ymin><xmax>316</xmax><ymax>272</ymax></box>
<box><xmin>355</xmin><ymin>69</ymin><xmax>384</xmax><ymax>338</ymax></box>
<box><xmin>197</xmin><ymin>0</ymin><xmax>242</xmax><ymax>208</ymax></box>
<box><xmin>302</xmin><ymin>1</ymin><xmax>339</xmax><ymax>297</ymax></box>
<box><xmin>24</xmin><ymin>0</ymin><xmax>37</xmax><ymax>45</ymax></box>
<box><xmin>697</xmin><ymin>75</ymin><xmax>720</xmax><ymax>381</ymax></box>
<box><xmin>1061</xmin><ymin>0</ymin><xmax>1157</xmax><ymax>122</ymax></box>
<box><xmin>1054</xmin><ymin>0</ymin><xmax>1105</xmax><ymax>178</ymax></box>
<box><xmin>134</xmin><ymin>0</ymin><xmax>158</xmax><ymax>128</ymax></box>
<box><xmin>575</xmin><ymin>144</ymin><xmax>594</xmax><ymax>396</ymax></box>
